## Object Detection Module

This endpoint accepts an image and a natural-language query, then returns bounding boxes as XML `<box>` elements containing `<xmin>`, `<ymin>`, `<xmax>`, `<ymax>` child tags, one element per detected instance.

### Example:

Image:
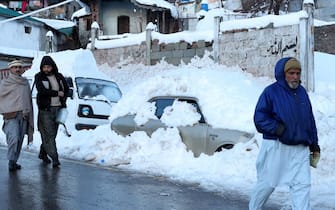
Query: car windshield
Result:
<box><xmin>150</xmin><ymin>98</ymin><xmax>205</xmax><ymax>123</ymax></box>
<box><xmin>76</xmin><ymin>77</ymin><xmax>122</xmax><ymax>102</ymax></box>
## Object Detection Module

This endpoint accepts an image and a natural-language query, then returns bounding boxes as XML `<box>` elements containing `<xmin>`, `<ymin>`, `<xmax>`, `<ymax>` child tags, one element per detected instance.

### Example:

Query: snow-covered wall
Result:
<box><xmin>218</xmin><ymin>24</ymin><xmax>299</xmax><ymax>77</ymax></box>
<box><xmin>0</xmin><ymin>17</ymin><xmax>46</xmax><ymax>52</ymax></box>
<box><xmin>93</xmin><ymin>44</ymin><xmax>146</xmax><ymax>66</ymax></box>
<box><xmin>92</xmin><ymin>38</ymin><xmax>213</xmax><ymax>67</ymax></box>
<box><xmin>315</xmin><ymin>24</ymin><xmax>335</xmax><ymax>55</ymax></box>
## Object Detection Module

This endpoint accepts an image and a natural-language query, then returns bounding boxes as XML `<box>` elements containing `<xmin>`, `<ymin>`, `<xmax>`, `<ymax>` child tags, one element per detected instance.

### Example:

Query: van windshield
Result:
<box><xmin>76</xmin><ymin>77</ymin><xmax>122</xmax><ymax>102</ymax></box>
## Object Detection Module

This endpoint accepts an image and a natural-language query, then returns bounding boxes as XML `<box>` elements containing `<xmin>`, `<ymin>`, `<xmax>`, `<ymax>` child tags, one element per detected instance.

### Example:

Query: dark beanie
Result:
<box><xmin>40</xmin><ymin>55</ymin><xmax>58</xmax><ymax>72</ymax></box>
<box><xmin>284</xmin><ymin>58</ymin><xmax>301</xmax><ymax>72</ymax></box>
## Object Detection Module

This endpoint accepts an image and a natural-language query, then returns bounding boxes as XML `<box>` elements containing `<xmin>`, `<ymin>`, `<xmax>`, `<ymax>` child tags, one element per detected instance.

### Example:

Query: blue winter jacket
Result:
<box><xmin>254</xmin><ymin>57</ymin><xmax>318</xmax><ymax>146</ymax></box>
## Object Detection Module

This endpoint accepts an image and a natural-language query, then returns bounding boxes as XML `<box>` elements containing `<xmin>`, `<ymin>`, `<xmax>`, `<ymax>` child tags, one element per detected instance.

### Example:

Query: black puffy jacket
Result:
<box><xmin>34</xmin><ymin>71</ymin><xmax>69</xmax><ymax>110</ymax></box>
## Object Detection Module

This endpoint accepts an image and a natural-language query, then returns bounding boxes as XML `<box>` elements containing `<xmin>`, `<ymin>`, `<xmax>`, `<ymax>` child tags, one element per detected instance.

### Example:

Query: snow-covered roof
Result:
<box><xmin>0</xmin><ymin>46</ymin><xmax>44</xmax><ymax>59</ymax></box>
<box><xmin>0</xmin><ymin>6</ymin><xmax>75</xmax><ymax>36</ymax></box>
<box><xmin>71</xmin><ymin>7</ymin><xmax>91</xmax><ymax>20</ymax></box>
<box><xmin>71</xmin><ymin>0</ymin><xmax>91</xmax><ymax>20</ymax></box>
<box><xmin>133</xmin><ymin>0</ymin><xmax>178</xmax><ymax>18</ymax></box>
<box><xmin>35</xmin><ymin>17</ymin><xmax>75</xmax><ymax>30</ymax></box>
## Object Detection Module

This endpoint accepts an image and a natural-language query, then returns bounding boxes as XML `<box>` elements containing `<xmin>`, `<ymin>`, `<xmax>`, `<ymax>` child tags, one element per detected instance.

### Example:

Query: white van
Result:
<box><xmin>25</xmin><ymin>49</ymin><xmax>122</xmax><ymax>131</ymax></box>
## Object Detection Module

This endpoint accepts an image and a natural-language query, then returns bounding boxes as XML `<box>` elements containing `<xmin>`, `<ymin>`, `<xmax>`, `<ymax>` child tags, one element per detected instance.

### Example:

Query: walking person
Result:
<box><xmin>0</xmin><ymin>60</ymin><xmax>34</xmax><ymax>171</ymax></box>
<box><xmin>249</xmin><ymin>57</ymin><xmax>320</xmax><ymax>210</ymax></box>
<box><xmin>35</xmin><ymin>55</ymin><xmax>69</xmax><ymax>168</ymax></box>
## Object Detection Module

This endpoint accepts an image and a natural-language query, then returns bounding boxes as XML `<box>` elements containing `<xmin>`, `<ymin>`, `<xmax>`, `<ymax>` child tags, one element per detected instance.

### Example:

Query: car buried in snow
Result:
<box><xmin>111</xmin><ymin>96</ymin><xmax>254</xmax><ymax>157</ymax></box>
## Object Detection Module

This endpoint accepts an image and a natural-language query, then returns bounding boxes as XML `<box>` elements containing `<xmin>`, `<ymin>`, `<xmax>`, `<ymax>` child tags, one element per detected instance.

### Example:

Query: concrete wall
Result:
<box><xmin>315</xmin><ymin>24</ymin><xmax>335</xmax><ymax>55</ymax></box>
<box><xmin>93</xmin><ymin>42</ymin><xmax>147</xmax><ymax>66</ymax></box>
<box><xmin>218</xmin><ymin>24</ymin><xmax>299</xmax><ymax>77</ymax></box>
<box><xmin>150</xmin><ymin>39</ymin><xmax>213</xmax><ymax>65</ymax></box>
<box><xmin>92</xmin><ymin>23</ymin><xmax>315</xmax><ymax>78</ymax></box>
<box><xmin>92</xmin><ymin>25</ymin><xmax>300</xmax><ymax>74</ymax></box>
<box><xmin>93</xmin><ymin>39</ymin><xmax>212</xmax><ymax>67</ymax></box>
<box><xmin>92</xmin><ymin>5</ymin><xmax>331</xmax><ymax>91</ymax></box>
<box><xmin>91</xmin><ymin>16</ymin><xmax>323</xmax><ymax>90</ymax></box>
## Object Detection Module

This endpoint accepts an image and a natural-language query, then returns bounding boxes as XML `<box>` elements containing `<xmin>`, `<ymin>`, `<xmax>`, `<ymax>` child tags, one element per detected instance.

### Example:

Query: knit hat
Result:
<box><xmin>284</xmin><ymin>58</ymin><xmax>301</xmax><ymax>72</ymax></box>
<box><xmin>8</xmin><ymin>60</ymin><xmax>23</xmax><ymax>68</ymax></box>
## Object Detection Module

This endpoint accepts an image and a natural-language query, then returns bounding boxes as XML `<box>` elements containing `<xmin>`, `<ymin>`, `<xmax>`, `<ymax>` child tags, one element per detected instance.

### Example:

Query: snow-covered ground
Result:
<box><xmin>1</xmin><ymin>50</ymin><xmax>334</xmax><ymax>209</ymax></box>
<box><xmin>0</xmin><ymin>3</ymin><xmax>334</xmax><ymax>208</ymax></box>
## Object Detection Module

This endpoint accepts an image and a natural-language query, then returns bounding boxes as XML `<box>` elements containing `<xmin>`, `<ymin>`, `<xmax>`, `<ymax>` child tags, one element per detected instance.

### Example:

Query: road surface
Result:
<box><xmin>0</xmin><ymin>146</ymin><xmax>280</xmax><ymax>210</ymax></box>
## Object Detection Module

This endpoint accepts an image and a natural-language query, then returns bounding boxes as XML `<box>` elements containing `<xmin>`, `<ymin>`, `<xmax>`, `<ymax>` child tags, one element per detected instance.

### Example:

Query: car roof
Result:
<box><xmin>149</xmin><ymin>96</ymin><xmax>199</xmax><ymax>102</ymax></box>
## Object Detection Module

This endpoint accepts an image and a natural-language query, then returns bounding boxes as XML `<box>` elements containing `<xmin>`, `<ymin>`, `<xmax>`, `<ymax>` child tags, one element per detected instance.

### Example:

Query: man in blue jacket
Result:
<box><xmin>249</xmin><ymin>57</ymin><xmax>320</xmax><ymax>210</ymax></box>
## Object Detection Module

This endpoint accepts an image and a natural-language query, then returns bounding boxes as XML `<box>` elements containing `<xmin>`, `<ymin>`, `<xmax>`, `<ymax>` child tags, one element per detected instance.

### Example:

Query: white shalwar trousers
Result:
<box><xmin>249</xmin><ymin>140</ymin><xmax>311</xmax><ymax>210</ymax></box>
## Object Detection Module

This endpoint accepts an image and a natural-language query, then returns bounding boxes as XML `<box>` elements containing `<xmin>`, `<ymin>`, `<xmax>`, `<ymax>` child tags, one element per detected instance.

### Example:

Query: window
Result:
<box><xmin>150</xmin><ymin>97</ymin><xmax>205</xmax><ymax>123</ymax></box>
<box><xmin>76</xmin><ymin>77</ymin><xmax>122</xmax><ymax>102</ymax></box>
<box><xmin>86</xmin><ymin>18</ymin><xmax>92</xmax><ymax>31</ymax></box>
<box><xmin>153</xmin><ymin>98</ymin><xmax>174</xmax><ymax>118</ymax></box>
<box><xmin>117</xmin><ymin>16</ymin><xmax>130</xmax><ymax>34</ymax></box>
<box><xmin>24</xmin><ymin>26</ymin><xmax>32</xmax><ymax>34</ymax></box>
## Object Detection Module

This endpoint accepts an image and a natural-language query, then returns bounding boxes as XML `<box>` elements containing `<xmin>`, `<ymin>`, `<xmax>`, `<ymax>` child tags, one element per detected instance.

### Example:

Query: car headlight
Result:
<box><xmin>81</xmin><ymin>106</ymin><xmax>90</xmax><ymax>116</ymax></box>
<box><xmin>78</xmin><ymin>104</ymin><xmax>93</xmax><ymax>117</ymax></box>
<box><xmin>77</xmin><ymin>104</ymin><xmax>109</xmax><ymax>120</ymax></box>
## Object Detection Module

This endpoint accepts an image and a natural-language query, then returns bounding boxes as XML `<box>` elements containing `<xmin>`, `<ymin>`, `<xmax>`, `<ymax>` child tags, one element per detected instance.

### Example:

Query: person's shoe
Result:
<box><xmin>42</xmin><ymin>156</ymin><xmax>51</xmax><ymax>164</ymax></box>
<box><xmin>43</xmin><ymin>158</ymin><xmax>52</xmax><ymax>164</ymax></box>
<box><xmin>53</xmin><ymin>160</ymin><xmax>60</xmax><ymax>168</ymax></box>
<box><xmin>8</xmin><ymin>161</ymin><xmax>21</xmax><ymax>171</ymax></box>
<box><xmin>39</xmin><ymin>154</ymin><xmax>51</xmax><ymax>164</ymax></box>
<box><xmin>15</xmin><ymin>163</ymin><xmax>21</xmax><ymax>170</ymax></box>
<box><xmin>38</xmin><ymin>153</ymin><xmax>45</xmax><ymax>159</ymax></box>
<box><xmin>8</xmin><ymin>164</ymin><xmax>16</xmax><ymax>172</ymax></box>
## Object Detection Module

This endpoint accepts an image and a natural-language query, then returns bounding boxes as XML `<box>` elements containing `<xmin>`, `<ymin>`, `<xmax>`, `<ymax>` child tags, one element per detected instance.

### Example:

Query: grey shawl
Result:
<box><xmin>0</xmin><ymin>72</ymin><xmax>34</xmax><ymax>143</ymax></box>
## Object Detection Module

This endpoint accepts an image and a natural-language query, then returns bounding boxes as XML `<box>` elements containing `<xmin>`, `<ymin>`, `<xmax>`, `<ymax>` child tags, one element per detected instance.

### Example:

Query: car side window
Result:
<box><xmin>178</xmin><ymin>99</ymin><xmax>206</xmax><ymax>123</ymax></box>
<box><xmin>152</xmin><ymin>99</ymin><xmax>174</xmax><ymax>119</ymax></box>
<box><xmin>151</xmin><ymin>98</ymin><xmax>206</xmax><ymax>123</ymax></box>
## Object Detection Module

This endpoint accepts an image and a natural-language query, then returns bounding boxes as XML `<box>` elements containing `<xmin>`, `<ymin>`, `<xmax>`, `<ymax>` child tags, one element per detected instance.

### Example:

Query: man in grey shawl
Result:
<box><xmin>0</xmin><ymin>60</ymin><xmax>34</xmax><ymax>171</ymax></box>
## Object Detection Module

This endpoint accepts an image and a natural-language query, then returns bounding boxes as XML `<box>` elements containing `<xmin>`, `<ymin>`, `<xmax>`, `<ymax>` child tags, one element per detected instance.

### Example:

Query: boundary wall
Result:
<box><xmin>216</xmin><ymin>24</ymin><xmax>300</xmax><ymax>77</ymax></box>
<box><xmin>91</xmin><ymin>2</ymin><xmax>316</xmax><ymax>91</ymax></box>
<box><xmin>92</xmin><ymin>39</ymin><xmax>213</xmax><ymax>67</ymax></box>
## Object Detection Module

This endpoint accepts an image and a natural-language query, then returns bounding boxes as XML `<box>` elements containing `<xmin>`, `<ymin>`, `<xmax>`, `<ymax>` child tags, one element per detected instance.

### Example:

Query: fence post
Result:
<box><xmin>299</xmin><ymin>16</ymin><xmax>308</xmax><ymax>89</ymax></box>
<box><xmin>214</xmin><ymin>16</ymin><xmax>220</xmax><ymax>63</ymax></box>
<box><xmin>90</xmin><ymin>21</ymin><xmax>99</xmax><ymax>50</ymax></box>
<box><xmin>304</xmin><ymin>1</ymin><xmax>315</xmax><ymax>92</ymax></box>
<box><xmin>300</xmin><ymin>1</ymin><xmax>315</xmax><ymax>92</ymax></box>
<box><xmin>145</xmin><ymin>26</ymin><xmax>153</xmax><ymax>66</ymax></box>
<box><xmin>45</xmin><ymin>31</ymin><xmax>54</xmax><ymax>53</ymax></box>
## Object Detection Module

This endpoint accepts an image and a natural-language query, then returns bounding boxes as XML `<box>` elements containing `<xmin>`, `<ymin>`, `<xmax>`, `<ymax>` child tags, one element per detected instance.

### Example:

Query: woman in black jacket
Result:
<box><xmin>35</xmin><ymin>55</ymin><xmax>69</xmax><ymax>168</ymax></box>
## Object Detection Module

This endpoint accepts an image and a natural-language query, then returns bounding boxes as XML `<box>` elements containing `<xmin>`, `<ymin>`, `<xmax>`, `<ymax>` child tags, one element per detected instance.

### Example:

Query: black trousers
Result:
<box><xmin>38</xmin><ymin>107</ymin><xmax>60</xmax><ymax>162</ymax></box>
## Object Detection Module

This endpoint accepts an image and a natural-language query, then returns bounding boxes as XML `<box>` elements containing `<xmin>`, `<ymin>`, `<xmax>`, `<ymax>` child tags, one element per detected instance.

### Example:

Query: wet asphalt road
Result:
<box><xmin>0</xmin><ymin>146</ymin><xmax>280</xmax><ymax>210</ymax></box>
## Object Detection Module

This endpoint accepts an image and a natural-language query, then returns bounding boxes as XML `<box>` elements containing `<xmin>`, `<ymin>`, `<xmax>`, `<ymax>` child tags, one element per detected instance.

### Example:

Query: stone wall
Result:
<box><xmin>93</xmin><ymin>39</ymin><xmax>213</xmax><ymax>66</ymax></box>
<box><xmin>91</xmin><ymin>20</ymin><xmax>335</xmax><ymax>90</ymax></box>
<box><xmin>93</xmin><ymin>43</ymin><xmax>147</xmax><ymax>66</ymax></box>
<box><xmin>150</xmin><ymin>40</ymin><xmax>213</xmax><ymax>65</ymax></box>
<box><xmin>315</xmin><ymin>24</ymin><xmax>335</xmax><ymax>55</ymax></box>
<box><xmin>92</xmin><ymin>24</ymin><xmax>300</xmax><ymax>79</ymax></box>
<box><xmin>218</xmin><ymin>24</ymin><xmax>299</xmax><ymax>77</ymax></box>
